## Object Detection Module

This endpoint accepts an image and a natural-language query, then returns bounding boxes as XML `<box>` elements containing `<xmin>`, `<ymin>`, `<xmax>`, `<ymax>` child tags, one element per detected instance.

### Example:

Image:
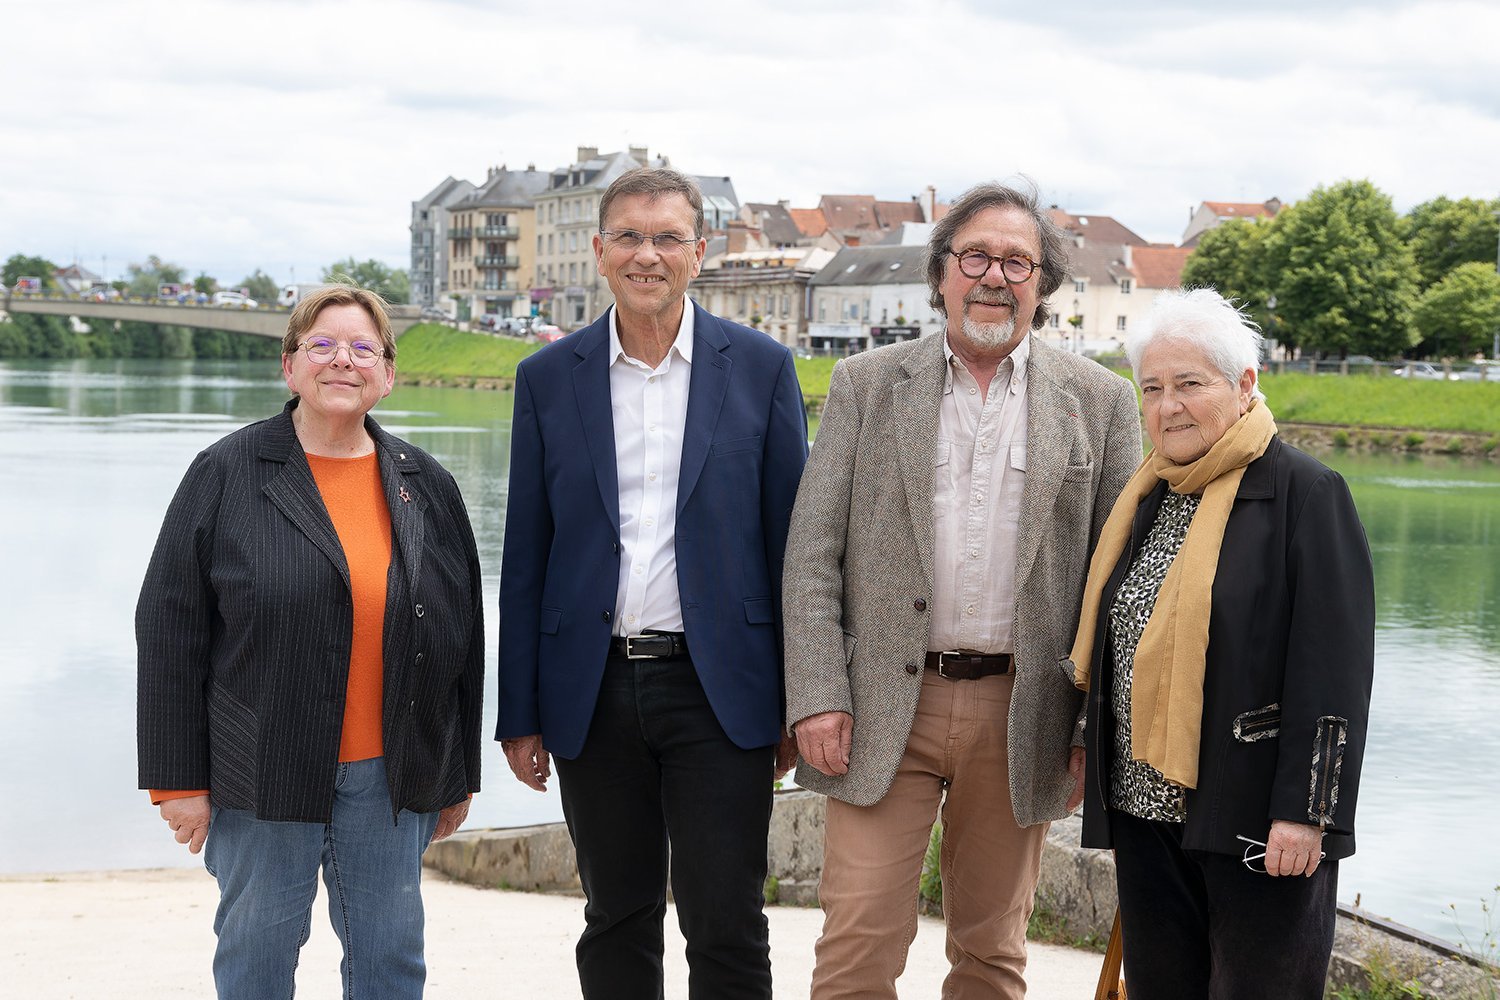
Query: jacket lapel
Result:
<box><xmin>259</xmin><ymin>404</ymin><xmax>351</xmax><ymax>590</ymax></box>
<box><xmin>894</xmin><ymin>334</ymin><xmax>946</xmax><ymax>593</ymax></box>
<box><xmin>370</xmin><ymin>422</ymin><xmax>428</xmax><ymax>595</ymax></box>
<box><xmin>1015</xmin><ymin>339</ymin><xmax>1082</xmax><ymax>592</ymax></box>
<box><xmin>571</xmin><ymin>317</ymin><xmax>621</xmax><ymax>533</ymax></box>
<box><xmin>678</xmin><ymin>302</ymin><xmax>730</xmax><ymax>515</ymax></box>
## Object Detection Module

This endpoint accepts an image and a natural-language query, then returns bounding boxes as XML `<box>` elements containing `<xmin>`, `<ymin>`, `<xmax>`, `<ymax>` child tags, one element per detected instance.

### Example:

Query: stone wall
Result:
<box><xmin>427</xmin><ymin>789</ymin><xmax>1498</xmax><ymax>997</ymax></box>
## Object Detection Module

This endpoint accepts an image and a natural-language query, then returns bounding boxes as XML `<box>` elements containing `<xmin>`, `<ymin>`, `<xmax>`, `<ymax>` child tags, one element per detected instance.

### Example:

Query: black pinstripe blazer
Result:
<box><xmin>136</xmin><ymin>398</ymin><xmax>484</xmax><ymax>823</ymax></box>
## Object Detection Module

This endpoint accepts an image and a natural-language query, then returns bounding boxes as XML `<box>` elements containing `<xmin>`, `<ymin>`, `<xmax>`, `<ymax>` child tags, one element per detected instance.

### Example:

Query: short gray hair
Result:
<box><xmin>1126</xmin><ymin>288</ymin><xmax>1265</xmax><ymax>400</ymax></box>
<box><xmin>599</xmin><ymin>167</ymin><xmax>705</xmax><ymax>238</ymax></box>
<box><xmin>923</xmin><ymin>180</ymin><xmax>1071</xmax><ymax>330</ymax></box>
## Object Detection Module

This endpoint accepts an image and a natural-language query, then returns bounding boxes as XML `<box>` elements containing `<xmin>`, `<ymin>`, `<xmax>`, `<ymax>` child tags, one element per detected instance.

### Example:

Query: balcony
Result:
<box><xmin>475</xmin><ymin>256</ymin><xmax>522</xmax><ymax>269</ymax></box>
<box><xmin>449</xmin><ymin>227</ymin><xmax>473</xmax><ymax>240</ymax></box>
<box><xmin>476</xmin><ymin>225</ymin><xmax>519</xmax><ymax>239</ymax></box>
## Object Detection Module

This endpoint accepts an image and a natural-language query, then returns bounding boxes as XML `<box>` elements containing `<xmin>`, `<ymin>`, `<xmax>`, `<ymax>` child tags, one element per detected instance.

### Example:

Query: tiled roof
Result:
<box><xmin>1203</xmin><ymin>200</ymin><xmax>1276</xmax><ymax>219</ymax></box>
<box><xmin>1047</xmin><ymin>209</ymin><xmax>1148</xmax><ymax>247</ymax></box>
<box><xmin>1130</xmin><ymin>246</ymin><xmax>1192</xmax><ymax>290</ymax></box>
<box><xmin>808</xmin><ymin>245</ymin><xmax>928</xmax><ymax>287</ymax></box>
<box><xmin>789</xmin><ymin>208</ymin><xmax>828</xmax><ymax>237</ymax></box>
<box><xmin>820</xmin><ymin>195</ymin><xmax>879</xmax><ymax>232</ymax></box>
<box><xmin>743</xmin><ymin>203</ymin><xmax>805</xmax><ymax>246</ymax></box>
<box><xmin>874</xmin><ymin>200</ymin><xmax>924</xmax><ymax>228</ymax></box>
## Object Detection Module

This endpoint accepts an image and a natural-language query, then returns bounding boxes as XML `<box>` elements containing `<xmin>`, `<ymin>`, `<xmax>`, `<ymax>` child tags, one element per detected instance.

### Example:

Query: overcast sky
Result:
<box><xmin>4</xmin><ymin>0</ymin><xmax>1496</xmax><ymax>288</ymax></box>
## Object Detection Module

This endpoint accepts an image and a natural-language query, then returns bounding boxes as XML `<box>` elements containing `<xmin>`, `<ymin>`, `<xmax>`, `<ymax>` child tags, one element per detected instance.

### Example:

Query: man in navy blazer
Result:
<box><xmin>496</xmin><ymin>167</ymin><xmax>808</xmax><ymax>999</ymax></box>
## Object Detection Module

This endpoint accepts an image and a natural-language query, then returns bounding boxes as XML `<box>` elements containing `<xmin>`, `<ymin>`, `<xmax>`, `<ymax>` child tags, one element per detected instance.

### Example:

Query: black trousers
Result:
<box><xmin>555</xmin><ymin>653</ymin><xmax>775</xmax><ymax>1000</ymax></box>
<box><xmin>1110</xmin><ymin>811</ymin><xmax>1338</xmax><ymax>1000</ymax></box>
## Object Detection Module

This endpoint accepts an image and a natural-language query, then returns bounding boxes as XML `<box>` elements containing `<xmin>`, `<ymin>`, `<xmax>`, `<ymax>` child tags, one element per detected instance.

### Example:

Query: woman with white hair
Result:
<box><xmin>1066</xmin><ymin>288</ymin><xmax>1375</xmax><ymax>998</ymax></box>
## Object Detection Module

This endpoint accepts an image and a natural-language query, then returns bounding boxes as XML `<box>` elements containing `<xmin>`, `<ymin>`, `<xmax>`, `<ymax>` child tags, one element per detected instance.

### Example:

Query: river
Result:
<box><xmin>1</xmin><ymin>358</ymin><xmax>1496</xmax><ymax>945</ymax></box>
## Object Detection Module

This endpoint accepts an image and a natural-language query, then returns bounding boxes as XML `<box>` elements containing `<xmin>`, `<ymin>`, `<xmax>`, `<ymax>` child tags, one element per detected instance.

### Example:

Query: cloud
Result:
<box><xmin>2</xmin><ymin>0</ymin><xmax>1495</xmax><ymax>283</ymax></box>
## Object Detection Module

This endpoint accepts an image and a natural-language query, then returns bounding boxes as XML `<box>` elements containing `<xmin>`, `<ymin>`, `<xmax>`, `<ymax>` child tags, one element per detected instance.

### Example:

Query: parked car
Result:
<box><xmin>1450</xmin><ymin>362</ymin><xmax>1500</xmax><ymax>382</ymax></box>
<box><xmin>500</xmin><ymin>316</ymin><xmax>535</xmax><ymax>335</ymax></box>
<box><xmin>532</xmin><ymin>324</ymin><xmax>566</xmax><ymax>344</ymax></box>
<box><xmin>279</xmin><ymin>283</ymin><xmax>326</xmax><ymax>308</ymax></box>
<box><xmin>212</xmin><ymin>291</ymin><xmax>258</xmax><ymax>309</ymax></box>
<box><xmin>1392</xmin><ymin>362</ymin><xmax>1445</xmax><ymax>380</ymax></box>
<box><xmin>419</xmin><ymin>306</ymin><xmax>451</xmax><ymax>322</ymax></box>
<box><xmin>475</xmin><ymin>313</ymin><xmax>503</xmax><ymax>332</ymax></box>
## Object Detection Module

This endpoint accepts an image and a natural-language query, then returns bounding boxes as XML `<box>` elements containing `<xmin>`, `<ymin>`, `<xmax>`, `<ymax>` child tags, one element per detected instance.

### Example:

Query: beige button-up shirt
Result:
<box><xmin>928</xmin><ymin>333</ymin><xmax>1030</xmax><ymax>654</ymax></box>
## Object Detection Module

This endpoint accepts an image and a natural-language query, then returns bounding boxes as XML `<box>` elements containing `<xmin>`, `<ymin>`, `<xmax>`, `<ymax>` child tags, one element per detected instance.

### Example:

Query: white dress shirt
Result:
<box><xmin>928</xmin><ymin>334</ymin><xmax>1030</xmax><ymax>654</ymax></box>
<box><xmin>609</xmin><ymin>303</ymin><xmax>695</xmax><ymax>636</ymax></box>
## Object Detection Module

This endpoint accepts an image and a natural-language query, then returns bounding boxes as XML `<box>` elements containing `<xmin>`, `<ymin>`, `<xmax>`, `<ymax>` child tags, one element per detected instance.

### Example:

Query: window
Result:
<box><xmin>1049</xmin><ymin>313</ymin><xmax>1060</xmax><ymax>328</ymax></box>
<box><xmin>1116</xmin><ymin>316</ymin><xmax>1127</xmax><ymax>332</ymax></box>
<box><xmin>548</xmin><ymin>234</ymin><xmax>555</xmax><ymax>255</ymax></box>
<box><xmin>537</xmin><ymin>235</ymin><xmax>543</xmax><ymax>253</ymax></box>
<box><xmin>548</xmin><ymin>203</ymin><xmax>555</xmax><ymax>223</ymax></box>
<box><xmin>781</xmin><ymin>294</ymin><xmax>790</xmax><ymax>317</ymax></box>
<box><xmin>819</xmin><ymin>300</ymin><xmax>826</xmax><ymax>321</ymax></box>
<box><xmin>1120</xmin><ymin>278</ymin><xmax>1132</xmax><ymax>295</ymax></box>
<box><xmin>569</xmin><ymin>262</ymin><xmax>578</xmax><ymax>281</ymax></box>
<box><xmin>1074</xmin><ymin>280</ymin><xmax>1086</xmax><ymax>293</ymax></box>
<box><xmin>568</xmin><ymin>231</ymin><xmax>578</xmax><ymax>253</ymax></box>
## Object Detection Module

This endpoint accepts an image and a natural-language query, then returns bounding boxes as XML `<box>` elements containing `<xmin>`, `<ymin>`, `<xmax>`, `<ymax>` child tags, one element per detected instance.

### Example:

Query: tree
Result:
<box><xmin>239</xmin><ymin>269</ymin><xmax>280</xmax><ymax>303</ymax></box>
<box><xmin>1412</xmin><ymin>262</ymin><xmax>1500</xmax><ymax>358</ymax></box>
<box><xmin>1401</xmin><ymin>196</ymin><xmax>1500</xmax><ymax>290</ymax></box>
<box><xmin>126</xmin><ymin>255</ymin><xmax>186</xmax><ymax>298</ymax></box>
<box><xmin>192</xmin><ymin>272</ymin><xmax>218</xmax><ymax>295</ymax></box>
<box><xmin>1179</xmin><ymin>219</ymin><xmax>1276</xmax><ymax>334</ymax></box>
<box><xmin>321</xmin><ymin>257</ymin><xmax>410</xmax><ymax>304</ymax></box>
<box><xmin>3</xmin><ymin>253</ymin><xmax>60</xmax><ymax>290</ymax></box>
<box><xmin>1262</xmin><ymin>180</ymin><xmax>1419</xmax><ymax>359</ymax></box>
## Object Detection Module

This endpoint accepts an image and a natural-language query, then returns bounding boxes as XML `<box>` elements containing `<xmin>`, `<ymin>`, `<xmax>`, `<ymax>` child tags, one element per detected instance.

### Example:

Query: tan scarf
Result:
<box><xmin>1068</xmin><ymin>400</ymin><xmax>1276</xmax><ymax>788</ymax></box>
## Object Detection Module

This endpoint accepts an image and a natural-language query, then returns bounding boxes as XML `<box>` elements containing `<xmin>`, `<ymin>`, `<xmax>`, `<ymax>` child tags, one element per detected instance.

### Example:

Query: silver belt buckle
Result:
<box><xmin>937</xmin><ymin>650</ymin><xmax>964</xmax><ymax>678</ymax></box>
<box><xmin>623</xmin><ymin>635</ymin><xmax>654</xmax><ymax>660</ymax></box>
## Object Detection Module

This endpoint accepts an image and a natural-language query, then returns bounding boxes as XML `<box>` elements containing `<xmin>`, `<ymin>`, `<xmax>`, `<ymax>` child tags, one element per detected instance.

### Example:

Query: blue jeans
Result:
<box><xmin>202</xmin><ymin>757</ymin><xmax>441</xmax><ymax>1000</ymax></box>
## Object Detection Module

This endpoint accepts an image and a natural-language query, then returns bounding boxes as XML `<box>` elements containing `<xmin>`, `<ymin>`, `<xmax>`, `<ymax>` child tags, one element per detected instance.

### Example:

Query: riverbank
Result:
<box><xmin>392</xmin><ymin>326</ymin><xmax>1500</xmax><ymax>453</ymax></box>
<box><xmin>0</xmin><ymin>867</ymin><xmax>1101</xmax><ymax>998</ymax></box>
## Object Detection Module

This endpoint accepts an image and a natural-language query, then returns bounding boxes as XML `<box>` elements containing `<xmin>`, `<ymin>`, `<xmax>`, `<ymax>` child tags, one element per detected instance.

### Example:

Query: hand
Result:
<box><xmin>794</xmin><ymin>711</ymin><xmax>853</xmax><ymax>777</ymax></box>
<box><xmin>1066</xmin><ymin>746</ymin><xmax>1086</xmax><ymax>813</ymax></box>
<box><xmin>1265</xmin><ymin>819</ymin><xmax>1325</xmax><ymax>877</ymax></box>
<box><xmin>501</xmin><ymin>735</ymin><xmax>551</xmax><ymax>791</ymax></box>
<box><xmin>159</xmin><ymin>795</ymin><xmax>211</xmax><ymax>855</ymax></box>
<box><xmin>430</xmin><ymin>798</ymin><xmax>470</xmax><ymax>844</ymax></box>
<box><xmin>774</xmin><ymin>731</ymin><xmax>799</xmax><ymax>780</ymax></box>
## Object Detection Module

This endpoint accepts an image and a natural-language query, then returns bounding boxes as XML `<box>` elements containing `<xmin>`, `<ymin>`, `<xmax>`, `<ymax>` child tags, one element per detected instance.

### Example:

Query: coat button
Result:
<box><xmin>913</xmin><ymin>598</ymin><xmax>927</xmax><ymax>612</ymax></box>
<box><xmin>612</xmin><ymin>542</ymin><xmax>620</xmax><ymax>553</ymax></box>
<box><xmin>415</xmin><ymin>603</ymin><xmax>425</xmax><ymax>617</ymax></box>
<box><xmin>905</xmin><ymin>664</ymin><xmax>919</xmax><ymax>675</ymax></box>
<box><xmin>602</xmin><ymin>611</ymin><xmax>612</xmax><ymax>623</ymax></box>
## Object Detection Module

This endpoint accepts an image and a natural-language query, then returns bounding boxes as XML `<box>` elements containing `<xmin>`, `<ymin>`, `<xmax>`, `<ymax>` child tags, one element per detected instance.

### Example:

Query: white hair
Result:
<box><xmin>1126</xmin><ymin>288</ymin><xmax>1265</xmax><ymax>401</ymax></box>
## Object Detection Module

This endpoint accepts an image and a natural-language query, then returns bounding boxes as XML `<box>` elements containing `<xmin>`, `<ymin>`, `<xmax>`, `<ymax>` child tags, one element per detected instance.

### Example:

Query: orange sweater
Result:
<box><xmin>152</xmin><ymin>452</ymin><xmax>392</xmax><ymax>804</ymax></box>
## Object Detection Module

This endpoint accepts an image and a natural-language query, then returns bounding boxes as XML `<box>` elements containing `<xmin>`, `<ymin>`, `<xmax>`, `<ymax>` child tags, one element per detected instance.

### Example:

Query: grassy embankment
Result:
<box><xmin>394</xmin><ymin>325</ymin><xmax>1500</xmax><ymax>449</ymax></box>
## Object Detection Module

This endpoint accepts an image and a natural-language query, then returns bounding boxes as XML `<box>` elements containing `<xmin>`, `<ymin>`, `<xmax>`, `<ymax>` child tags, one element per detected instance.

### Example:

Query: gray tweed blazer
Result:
<box><xmin>782</xmin><ymin>332</ymin><xmax>1141</xmax><ymax>825</ymax></box>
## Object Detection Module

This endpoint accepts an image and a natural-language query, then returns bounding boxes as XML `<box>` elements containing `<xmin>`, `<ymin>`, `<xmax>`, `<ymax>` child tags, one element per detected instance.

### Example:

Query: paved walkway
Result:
<box><xmin>3</xmin><ymin>867</ymin><xmax>1104</xmax><ymax>998</ymax></box>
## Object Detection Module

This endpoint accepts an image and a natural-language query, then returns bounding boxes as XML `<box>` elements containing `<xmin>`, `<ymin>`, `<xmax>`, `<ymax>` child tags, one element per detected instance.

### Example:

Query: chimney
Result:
<box><xmin>1122</xmin><ymin>244</ymin><xmax>1132</xmax><ymax>268</ymax></box>
<box><xmin>577</xmin><ymin>146</ymin><xmax>599</xmax><ymax>163</ymax></box>
<box><xmin>727</xmin><ymin>219</ymin><xmax>750</xmax><ymax>254</ymax></box>
<box><xmin>628</xmin><ymin>145</ymin><xmax>649</xmax><ymax>165</ymax></box>
<box><xmin>778</xmin><ymin>199</ymin><xmax>790</xmax><ymax>210</ymax></box>
<box><xmin>919</xmin><ymin>185</ymin><xmax>937</xmax><ymax>223</ymax></box>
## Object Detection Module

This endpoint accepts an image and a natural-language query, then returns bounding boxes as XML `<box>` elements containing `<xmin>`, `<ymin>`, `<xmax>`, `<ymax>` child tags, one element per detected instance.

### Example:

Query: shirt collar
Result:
<box><xmin>942</xmin><ymin>331</ymin><xmax>1031</xmax><ymax>393</ymax></box>
<box><xmin>608</xmin><ymin>299</ymin><xmax>696</xmax><ymax>371</ymax></box>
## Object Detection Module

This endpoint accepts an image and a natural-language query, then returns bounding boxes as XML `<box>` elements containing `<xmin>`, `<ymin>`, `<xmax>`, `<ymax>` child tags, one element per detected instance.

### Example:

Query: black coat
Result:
<box><xmin>1079</xmin><ymin>437</ymin><xmax>1374</xmax><ymax>860</ymax></box>
<box><xmin>137</xmin><ymin>399</ymin><xmax>484</xmax><ymax>823</ymax></box>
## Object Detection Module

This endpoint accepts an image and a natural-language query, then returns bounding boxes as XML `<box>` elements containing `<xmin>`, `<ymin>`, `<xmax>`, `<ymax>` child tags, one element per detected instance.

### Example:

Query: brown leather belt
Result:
<box><xmin>924</xmin><ymin>650</ymin><xmax>1013</xmax><ymax>680</ymax></box>
<box><xmin>609</xmin><ymin>632</ymin><xmax>690</xmax><ymax>660</ymax></box>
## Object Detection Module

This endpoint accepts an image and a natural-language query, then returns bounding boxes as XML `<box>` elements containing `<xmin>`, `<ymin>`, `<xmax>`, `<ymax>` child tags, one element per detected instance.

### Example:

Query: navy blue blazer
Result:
<box><xmin>495</xmin><ymin>301</ymin><xmax>808</xmax><ymax>758</ymax></box>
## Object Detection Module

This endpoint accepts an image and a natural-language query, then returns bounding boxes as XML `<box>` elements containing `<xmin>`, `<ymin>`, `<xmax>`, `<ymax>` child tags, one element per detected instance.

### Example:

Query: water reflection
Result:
<box><xmin>1</xmin><ymin>359</ymin><xmax>1496</xmax><ymax>943</ymax></box>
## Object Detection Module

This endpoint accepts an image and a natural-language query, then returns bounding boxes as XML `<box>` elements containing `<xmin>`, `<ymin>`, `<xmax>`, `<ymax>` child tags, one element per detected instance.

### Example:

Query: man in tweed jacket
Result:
<box><xmin>782</xmin><ymin>182</ymin><xmax>1141</xmax><ymax>999</ymax></box>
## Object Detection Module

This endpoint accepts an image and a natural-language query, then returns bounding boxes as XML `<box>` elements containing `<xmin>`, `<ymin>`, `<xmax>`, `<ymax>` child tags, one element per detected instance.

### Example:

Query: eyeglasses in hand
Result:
<box><xmin>1235</xmin><ymin>834</ymin><xmax>1326</xmax><ymax>874</ymax></box>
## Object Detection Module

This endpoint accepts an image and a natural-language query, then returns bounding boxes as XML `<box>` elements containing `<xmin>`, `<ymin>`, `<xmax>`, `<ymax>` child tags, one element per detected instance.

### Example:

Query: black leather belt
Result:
<box><xmin>609</xmin><ymin>632</ymin><xmax>690</xmax><ymax>660</ymax></box>
<box><xmin>924</xmin><ymin>650</ymin><xmax>1012</xmax><ymax>680</ymax></box>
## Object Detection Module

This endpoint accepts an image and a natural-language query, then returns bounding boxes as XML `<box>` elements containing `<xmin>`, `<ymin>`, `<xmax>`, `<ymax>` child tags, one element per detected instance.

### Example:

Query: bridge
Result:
<box><xmin>1</xmin><ymin>293</ymin><xmax>422</xmax><ymax>340</ymax></box>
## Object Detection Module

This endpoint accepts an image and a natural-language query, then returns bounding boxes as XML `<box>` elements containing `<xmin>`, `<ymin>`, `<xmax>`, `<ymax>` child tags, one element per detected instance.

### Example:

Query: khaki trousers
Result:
<box><xmin>811</xmin><ymin>669</ymin><xmax>1049</xmax><ymax>1000</ymax></box>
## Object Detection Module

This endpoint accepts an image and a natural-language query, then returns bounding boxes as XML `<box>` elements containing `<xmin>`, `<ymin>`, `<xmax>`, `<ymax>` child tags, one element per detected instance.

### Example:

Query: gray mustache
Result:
<box><xmin>965</xmin><ymin>291</ymin><xmax>1015</xmax><ymax>307</ymax></box>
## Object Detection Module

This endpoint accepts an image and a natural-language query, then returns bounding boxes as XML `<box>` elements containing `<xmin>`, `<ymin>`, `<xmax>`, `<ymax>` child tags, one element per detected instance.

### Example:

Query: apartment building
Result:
<box><xmin>410</xmin><ymin>176</ymin><xmax>477</xmax><ymax>309</ymax></box>
<box><xmin>807</xmin><ymin>245</ymin><xmax>939</xmax><ymax>352</ymax></box>
<box><xmin>692</xmin><ymin>223</ymin><xmax>835</xmax><ymax>347</ymax></box>
<box><xmin>445</xmin><ymin>165</ymin><xmax>549</xmax><ymax>322</ymax></box>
